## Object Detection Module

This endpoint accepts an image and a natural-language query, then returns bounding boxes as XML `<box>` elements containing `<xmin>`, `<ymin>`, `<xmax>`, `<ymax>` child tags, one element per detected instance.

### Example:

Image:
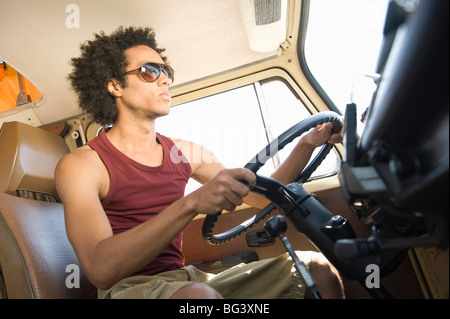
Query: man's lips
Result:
<box><xmin>159</xmin><ymin>92</ymin><xmax>171</xmax><ymax>100</ymax></box>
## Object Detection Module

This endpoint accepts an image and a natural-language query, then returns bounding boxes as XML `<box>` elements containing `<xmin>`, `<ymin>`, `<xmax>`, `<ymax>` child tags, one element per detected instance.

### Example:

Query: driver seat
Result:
<box><xmin>0</xmin><ymin>121</ymin><xmax>92</xmax><ymax>298</ymax></box>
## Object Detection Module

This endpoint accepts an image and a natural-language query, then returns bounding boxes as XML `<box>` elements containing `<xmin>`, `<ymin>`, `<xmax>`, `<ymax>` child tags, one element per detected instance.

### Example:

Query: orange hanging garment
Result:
<box><xmin>0</xmin><ymin>62</ymin><xmax>43</xmax><ymax>112</ymax></box>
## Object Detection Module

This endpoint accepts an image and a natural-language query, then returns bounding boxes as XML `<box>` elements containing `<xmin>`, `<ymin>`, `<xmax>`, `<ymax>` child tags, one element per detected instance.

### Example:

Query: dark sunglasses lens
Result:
<box><xmin>162</xmin><ymin>66</ymin><xmax>174</xmax><ymax>82</ymax></box>
<box><xmin>141</xmin><ymin>64</ymin><xmax>160</xmax><ymax>82</ymax></box>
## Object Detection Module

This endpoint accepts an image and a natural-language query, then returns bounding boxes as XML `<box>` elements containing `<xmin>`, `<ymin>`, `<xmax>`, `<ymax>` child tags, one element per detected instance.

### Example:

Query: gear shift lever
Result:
<box><xmin>265</xmin><ymin>215</ymin><xmax>321</xmax><ymax>299</ymax></box>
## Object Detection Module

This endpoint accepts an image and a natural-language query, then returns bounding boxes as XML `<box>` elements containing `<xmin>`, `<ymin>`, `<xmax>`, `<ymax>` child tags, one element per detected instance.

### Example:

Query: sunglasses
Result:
<box><xmin>123</xmin><ymin>62</ymin><xmax>174</xmax><ymax>84</ymax></box>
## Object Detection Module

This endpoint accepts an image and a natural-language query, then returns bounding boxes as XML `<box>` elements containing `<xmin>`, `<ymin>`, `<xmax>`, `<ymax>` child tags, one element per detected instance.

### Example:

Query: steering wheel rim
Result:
<box><xmin>202</xmin><ymin>111</ymin><xmax>342</xmax><ymax>245</ymax></box>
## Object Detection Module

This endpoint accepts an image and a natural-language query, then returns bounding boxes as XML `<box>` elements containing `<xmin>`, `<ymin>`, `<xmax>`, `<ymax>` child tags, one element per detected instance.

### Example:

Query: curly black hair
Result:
<box><xmin>68</xmin><ymin>26</ymin><xmax>168</xmax><ymax>126</ymax></box>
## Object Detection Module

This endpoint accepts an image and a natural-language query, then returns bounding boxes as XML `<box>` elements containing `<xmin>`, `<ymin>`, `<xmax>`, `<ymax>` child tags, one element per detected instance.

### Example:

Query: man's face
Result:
<box><xmin>114</xmin><ymin>45</ymin><xmax>172</xmax><ymax>120</ymax></box>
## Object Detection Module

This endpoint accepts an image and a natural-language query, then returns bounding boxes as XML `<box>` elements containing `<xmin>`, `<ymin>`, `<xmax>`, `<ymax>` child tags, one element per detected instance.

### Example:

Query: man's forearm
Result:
<box><xmin>270</xmin><ymin>139</ymin><xmax>316</xmax><ymax>185</ymax></box>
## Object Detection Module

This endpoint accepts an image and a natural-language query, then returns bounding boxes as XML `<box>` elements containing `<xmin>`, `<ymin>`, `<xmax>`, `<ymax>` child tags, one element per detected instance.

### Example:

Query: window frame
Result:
<box><xmin>172</xmin><ymin>69</ymin><xmax>317</xmax><ymax>117</ymax></box>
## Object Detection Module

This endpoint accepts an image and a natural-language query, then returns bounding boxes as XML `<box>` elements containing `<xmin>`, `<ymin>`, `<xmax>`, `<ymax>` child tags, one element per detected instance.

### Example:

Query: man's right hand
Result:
<box><xmin>188</xmin><ymin>168</ymin><xmax>256</xmax><ymax>214</ymax></box>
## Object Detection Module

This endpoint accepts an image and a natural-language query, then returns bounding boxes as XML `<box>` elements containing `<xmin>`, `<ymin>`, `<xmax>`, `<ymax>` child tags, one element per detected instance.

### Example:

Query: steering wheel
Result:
<box><xmin>203</xmin><ymin>111</ymin><xmax>342</xmax><ymax>245</ymax></box>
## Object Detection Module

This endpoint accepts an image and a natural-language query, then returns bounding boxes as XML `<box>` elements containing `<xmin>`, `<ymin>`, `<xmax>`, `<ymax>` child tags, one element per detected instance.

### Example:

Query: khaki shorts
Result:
<box><xmin>98</xmin><ymin>251</ymin><xmax>315</xmax><ymax>299</ymax></box>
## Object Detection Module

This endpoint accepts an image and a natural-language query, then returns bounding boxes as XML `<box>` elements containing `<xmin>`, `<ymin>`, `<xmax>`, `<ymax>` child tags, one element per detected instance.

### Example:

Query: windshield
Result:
<box><xmin>304</xmin><ymin>0</ymin><xmax>390</xmax><ymax>134</ymax></box>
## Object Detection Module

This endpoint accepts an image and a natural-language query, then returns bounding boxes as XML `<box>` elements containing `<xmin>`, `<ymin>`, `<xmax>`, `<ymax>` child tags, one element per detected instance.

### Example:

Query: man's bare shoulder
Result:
<box><xmin>60</xmin><ymin>144</ymin><xmax>98</xmax><ymax>163</ymax></box>
<box><xmin>56</xmin><ymin>144</ymin><xmax>104</xmax><ymax>179</ymax></box>
<box><xmin>55</xmin><ymin>144</ymin><xmax>110</xmax><ymax>200</ymax></box>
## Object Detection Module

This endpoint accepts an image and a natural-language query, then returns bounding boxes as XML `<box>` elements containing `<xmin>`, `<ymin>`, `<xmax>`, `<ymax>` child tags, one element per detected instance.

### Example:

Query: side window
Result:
<box><xmin>304</xmin><ymin>0</ymin><xmax>390</xmax><ymax>135</ymax></box>
<box><xmin>158</xmin><ymin>79</ymin><xmax>339</xmax><ymax>194</ymax></box>
<box><xmin>260</xmin><ymin>79</ymin><xmax>340</xmax><ymax>181</ymax></box>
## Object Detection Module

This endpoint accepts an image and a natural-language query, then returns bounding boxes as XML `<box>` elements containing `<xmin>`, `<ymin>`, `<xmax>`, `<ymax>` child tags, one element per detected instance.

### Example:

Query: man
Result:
<box><xmin>56</xmin><ymin>26</ymin><xmax>344</xmax><ymax>299</ymax></box>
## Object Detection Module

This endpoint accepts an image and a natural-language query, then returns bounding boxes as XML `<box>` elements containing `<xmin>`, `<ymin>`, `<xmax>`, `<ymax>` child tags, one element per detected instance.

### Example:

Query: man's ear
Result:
<box><xmin>107</xmin><ymin>79</ymin><xmax>122</xmax><ymax>97</ymax></box>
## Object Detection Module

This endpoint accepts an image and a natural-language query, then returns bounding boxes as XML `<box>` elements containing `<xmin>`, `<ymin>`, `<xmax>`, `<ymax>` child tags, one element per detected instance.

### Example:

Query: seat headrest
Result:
<box><xmin>0</xmin><ymin>121</ymin><xmax>70</xmax><ymax>200</ymax></box>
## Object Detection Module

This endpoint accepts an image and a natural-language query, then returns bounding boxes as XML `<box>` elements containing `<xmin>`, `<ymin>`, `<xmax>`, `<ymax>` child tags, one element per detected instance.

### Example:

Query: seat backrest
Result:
<box><xmin>0</xmin><ymin>121</ymin><xmax>69</xmax><ymax>200</ymax></box>
<box><xmin>0</xmin><ymin>121</ymin><xmax>92</xmax><ymax>298</ymax></box>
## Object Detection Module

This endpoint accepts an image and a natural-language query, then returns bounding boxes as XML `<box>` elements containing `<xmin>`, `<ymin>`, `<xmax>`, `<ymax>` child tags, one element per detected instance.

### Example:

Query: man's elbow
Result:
<box><xmin>85</xmin><ymin>267</ymin><xmax>120</xmax><ymax>291</ymax></box>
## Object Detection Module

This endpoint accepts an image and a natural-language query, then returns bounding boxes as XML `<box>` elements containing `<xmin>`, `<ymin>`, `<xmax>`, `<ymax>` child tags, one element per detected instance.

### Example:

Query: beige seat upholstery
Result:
<box><xmin>0</xmin><ymin>121</ymin><xmax>92</xmax><ymax>298</ymax></box>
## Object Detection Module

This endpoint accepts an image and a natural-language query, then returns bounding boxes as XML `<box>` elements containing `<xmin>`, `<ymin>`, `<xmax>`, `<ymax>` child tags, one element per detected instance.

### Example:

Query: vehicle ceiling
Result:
<box><xmin>1</xmin><ymin>0</ymin><xmax>289</xmax><ymax>126</ymax></box>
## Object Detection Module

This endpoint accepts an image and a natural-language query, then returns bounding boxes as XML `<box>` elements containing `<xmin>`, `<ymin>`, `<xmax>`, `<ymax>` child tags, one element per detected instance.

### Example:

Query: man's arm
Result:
<box><xmin>271</xmin><ymin>122</ymin><xmax>343</xmax><ymax>184</ymax></box>
<box><xmin>174</xmin><ymin>121</ymin><xmax>343</xmax><ymax>210</ymax></box>
<box><xmin>55</xmin><ymin>147</ymin><xmax>254</xmax><ymax>289</ymax></box>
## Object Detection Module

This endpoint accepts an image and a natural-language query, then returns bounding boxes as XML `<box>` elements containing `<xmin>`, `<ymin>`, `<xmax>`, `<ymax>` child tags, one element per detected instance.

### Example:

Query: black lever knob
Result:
<box><xmin>264</xmin><ymin>214</ymin><xmax>287</xmax><ymax>237</ymax></box>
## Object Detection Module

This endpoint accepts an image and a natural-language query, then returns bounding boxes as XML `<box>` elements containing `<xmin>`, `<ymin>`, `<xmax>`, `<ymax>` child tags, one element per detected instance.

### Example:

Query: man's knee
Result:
<box><xmin>310</xmin><ymin>253</ymin><xmax>339</xmax><ymax>277</ymax></box>
<box><xmin>307</xmin><ymin>252</ymin><xmax>344</xmax><ymax>299</ymax></box>
<box><xmin>171</xmin><ymin>283</ymin><xmax>223</xmax><ymax>299</ymax></box>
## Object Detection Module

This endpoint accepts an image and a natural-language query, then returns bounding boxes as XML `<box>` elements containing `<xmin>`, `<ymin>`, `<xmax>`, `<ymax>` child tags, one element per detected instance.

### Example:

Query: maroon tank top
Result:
<box><xmin>86</xmin><ymin>129</ymin><xmax>192</xmax><ymax>277</ymax></box>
